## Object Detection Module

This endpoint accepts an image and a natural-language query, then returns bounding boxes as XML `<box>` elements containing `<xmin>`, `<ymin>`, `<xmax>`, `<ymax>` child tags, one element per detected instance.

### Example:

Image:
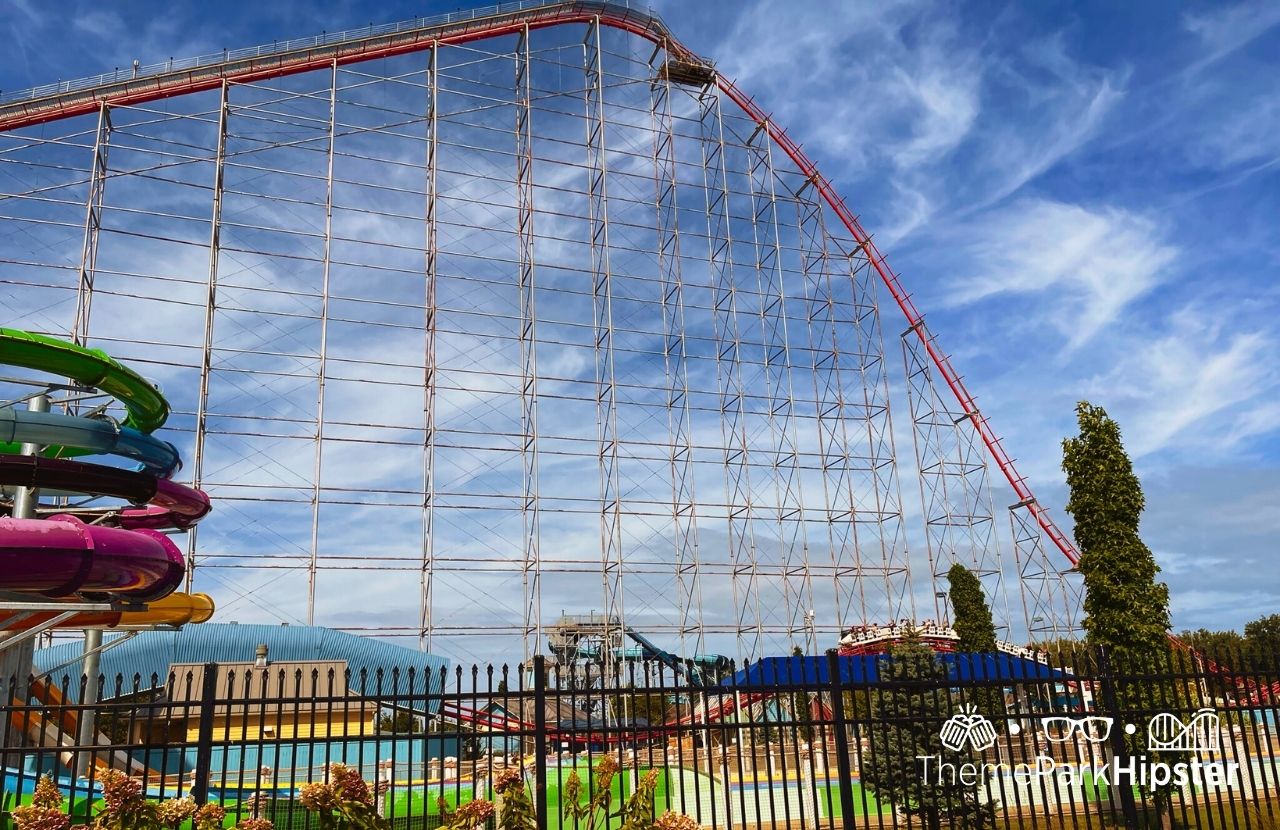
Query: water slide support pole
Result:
<box><xmin>0</xmin><ymin>394</ymin><xmax>49</xmax><ymax>766</ymax></box>
<box><xmin>12</xmin><ymin>394</ymin><xmax>49</xmax><ymax>519</ymax></box>
<box><xmin>75</xmin><ymin>628</ymin><xmax>102</xmax><ymax>778</ymax></box>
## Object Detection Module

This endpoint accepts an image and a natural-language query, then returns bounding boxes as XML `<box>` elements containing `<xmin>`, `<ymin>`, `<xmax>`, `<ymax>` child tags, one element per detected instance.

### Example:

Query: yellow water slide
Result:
<box><xmin>0</xmin><ymin>592</ymin><xmax>214</xmax><ymax>632</ymax></box>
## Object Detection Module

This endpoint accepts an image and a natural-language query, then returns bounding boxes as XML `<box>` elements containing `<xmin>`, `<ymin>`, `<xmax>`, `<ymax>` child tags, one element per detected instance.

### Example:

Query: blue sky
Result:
<box><xmin>2</xmin><ymin>0</ymin><xmax>1278</xmax><ymax>641</ymax></box>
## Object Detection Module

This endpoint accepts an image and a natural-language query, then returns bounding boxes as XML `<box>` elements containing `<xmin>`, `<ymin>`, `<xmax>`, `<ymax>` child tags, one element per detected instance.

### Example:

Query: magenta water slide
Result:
<box><xmin>0</xmin><ymin>454</ymin><xmax>211</xmax><ymax>529</ymax></box>
<box><xmin>0</xmin><ymin>329</ymin><xmax>211</xmax><ymax>603</ymax></box>
<box><xmin>0</xmin><ymin>515</ymin><xmax>183</xmax><ymax>602</ymax></box>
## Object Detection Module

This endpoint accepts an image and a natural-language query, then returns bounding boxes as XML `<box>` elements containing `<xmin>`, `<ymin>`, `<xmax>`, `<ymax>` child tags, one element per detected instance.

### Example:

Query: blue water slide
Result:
<box><xmin>624</xmin><ymin>628</ymin><xmax>705</xmax><ymax>685</ymax></box>
<box><xmin>0</xmin><ymin>407</ymin><xmax>180</xmax><ymax>477</ymax></box>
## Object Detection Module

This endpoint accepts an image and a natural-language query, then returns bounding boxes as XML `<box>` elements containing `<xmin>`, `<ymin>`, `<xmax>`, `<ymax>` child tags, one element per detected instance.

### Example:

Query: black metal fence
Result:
<box><xmin>3</xmin><ymin>646</ymin><xmax>1279</xmax><ymax>830</ymax></box>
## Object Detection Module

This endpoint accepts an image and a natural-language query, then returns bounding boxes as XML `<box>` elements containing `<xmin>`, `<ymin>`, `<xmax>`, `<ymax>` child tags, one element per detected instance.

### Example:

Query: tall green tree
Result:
<box><xmin>1062</xmin><ymin>402</ymin><xmax>1172</xmax><ymax>665</ymax></box>
<box><xmin>1178</xmin><ymin>628</ymin><xmax>1245</xmax><ymax>664</ymax></box>
<box><xmin>1062</xmin><ymin>401</ymin><xmax>1176</xmax><ymax>823</ymax></box>
<box><xmin>863</xmin><ymin>634</ymin><xmax>994</xmax><ymax>830</ymax></box>
<box><xmin>1026</xmin><ymin>637</ymin><xmax>1085</xmax><ymax>670</ymax></box>
<box><xmin>1245</xmin><ymin>614</ymin><xmax>1280</xmax><ymax>669</ymax></box>
<box><xmin>946</xmin><ymin>564</ymin><xmax>1006</xmax><ymax>722</ymax></box>
<box><xmin>947</xmin><ymin>564</ymin><xmax>998</xmax><ymax>652</ymax></box>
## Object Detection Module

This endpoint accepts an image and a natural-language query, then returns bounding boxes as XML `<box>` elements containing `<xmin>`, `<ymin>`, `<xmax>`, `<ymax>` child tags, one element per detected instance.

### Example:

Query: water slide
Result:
<box><xmin>0</xmin><ymin>515</ymin><xmax>184</xmax><ymax>602</ymax></box>
<box><xmin>0</xmin><ymin>592</ymin><xmax>215</xmax><ymax>632</ymax></box>
<box><xmin>0</xmin><ymin>328</ymin><xmax>168</xmax><ymax>435</ymax></box>
<box><xmin>4</xmin><ymin>597</ymin><xmax>213</xmax><ymax>776</ymax></box>
<box><xmin>0</xmin><ymin>329</ymin><xmax>215</xmax><ymax>777</ymax></box>
<box><xmin>7</xmin><ymin>677</ymin><xmax>151</xmax><ymax>776</ymax></box>
<box><xmin>0</xmin><ymin>455</ymin><xmax>211</xmax><ymax>529</ymax></box>
<box><xmin>0</xmin><ymin>407</ymin><xmax>179</xmax><ymax>476</ymax></box>
<box><xmin>622</xmin><ymin>628</ymin><xmax>707</xmax><ymax>685</ymax></box>
<box><xmin>0</xmin><ymin>329</ymin><xmax>211</xmax><ymax>602</ymax></box>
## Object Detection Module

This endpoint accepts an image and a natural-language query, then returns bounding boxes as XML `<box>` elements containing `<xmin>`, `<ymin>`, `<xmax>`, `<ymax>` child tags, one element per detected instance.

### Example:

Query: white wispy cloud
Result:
<box><xmin>1085</xmin><ymin>306</ymin><xmax>1280</xmax><ymax>459</ymax></box>
<box><xmin>702</xmin><ymin>2</ymin><xmax>1127</xmax><ymax>248</ymax></box>
<box><xmin>944</xmin><ymin>198</ymin><xmax>1176</xmax><ymax>349</ymax></box>
<box><xmin>1189</xmin><ymin>91</ymin><xmax>1280</xmax><ymax>170</ymax></box>
<box><xmin>963</xmin><ymin>73</ymin><xmax>1123</xmax><ymax>217</ymax></box>
<box><xmin>713</xmin><ymin>0</ymin><xmax>983</xmax><ymax>174</ymax></box>
<box><xmin>1182</xmin><ymin>0</ymin><xmax>1280</xmax><ymax>70</ymax></box>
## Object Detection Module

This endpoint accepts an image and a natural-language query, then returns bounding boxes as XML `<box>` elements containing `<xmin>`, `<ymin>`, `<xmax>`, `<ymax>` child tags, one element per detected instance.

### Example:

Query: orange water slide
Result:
<box><xmin>8</xmin><ymin>677</ymin><xmax>150</xmax><ymax>775</ymax></box>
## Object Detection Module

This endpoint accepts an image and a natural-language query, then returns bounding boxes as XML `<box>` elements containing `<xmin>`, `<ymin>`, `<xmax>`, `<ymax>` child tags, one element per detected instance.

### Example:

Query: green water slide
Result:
<box><xmin>0</xmin><ymin>328</ymin><xmax>170</xmax><ymax>459</ymax></box>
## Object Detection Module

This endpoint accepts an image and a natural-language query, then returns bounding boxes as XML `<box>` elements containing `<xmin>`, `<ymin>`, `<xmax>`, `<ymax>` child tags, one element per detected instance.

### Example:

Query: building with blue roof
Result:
<box><xmin>34</xmin><ymin>623</ymin><xmax>449</xmax><ymax>693</ymax></box>
<box><xmin>16</xmin><ymin>624</ymin><xmax>456</xmax><ymax>792</ymax></box>
<box><xmin>726</xmin><ymin>653</ymin><xmax>1069</xmax><ymax>687</ymax></box>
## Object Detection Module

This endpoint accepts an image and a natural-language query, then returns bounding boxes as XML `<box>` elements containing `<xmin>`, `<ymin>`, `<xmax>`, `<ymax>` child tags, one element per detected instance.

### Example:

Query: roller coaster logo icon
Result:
<box><xmin>1147</xmin><ymin>709</ymin><xmax>1221</xmax><ymax>752</ymax></box>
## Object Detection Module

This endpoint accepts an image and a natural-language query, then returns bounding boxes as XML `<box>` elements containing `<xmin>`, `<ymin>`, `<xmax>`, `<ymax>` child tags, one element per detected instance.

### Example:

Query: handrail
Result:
<box><xmin>0</xmin><ymin>1</ymin><xmax>675</xmax><ymax>132</ymax></box>
<box><xmin>0</xmin><ymin>0</ymin><xmax>644</xmax><ymax>105</ymax></box>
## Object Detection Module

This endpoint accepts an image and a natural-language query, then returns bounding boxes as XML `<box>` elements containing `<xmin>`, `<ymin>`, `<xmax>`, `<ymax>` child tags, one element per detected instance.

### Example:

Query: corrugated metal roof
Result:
<box><xmin>34</xmin><ymin>623</ymin><xmax>450</xmax><ymax>697</ymax></box>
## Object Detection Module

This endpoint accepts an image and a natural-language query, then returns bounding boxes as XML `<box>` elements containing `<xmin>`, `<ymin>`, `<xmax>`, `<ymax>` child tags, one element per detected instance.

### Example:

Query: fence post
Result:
<box><xmin>191</xmin><ymin>662</ymin><xmax>219</xmax><ymax>803</ymax></box>
<box><xmin>1096</xmin><ymin>646</ymin><xmax>1139</xmax><ymax>829</ymax></box>
<box><xmin>825</xmin><ymin>650</ymin><xmax>856</xmax><ymax>830</ymax></box>
<box><xmin>533</xmin><ymin>655</ymin><xmax>548</xmax><ymax>830</ymax></box>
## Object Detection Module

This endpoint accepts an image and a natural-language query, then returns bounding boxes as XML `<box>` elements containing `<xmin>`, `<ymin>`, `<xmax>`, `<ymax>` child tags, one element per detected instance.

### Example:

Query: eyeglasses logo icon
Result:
<box><xmin>1039</xmin><ymin>715</ymin><xmax>1114</xmax><ymax>744</ymax></box>
<box><xmin>939</xmin><ymin>705</ymin><xmax>998</xmax><ymax>752</ymax></box>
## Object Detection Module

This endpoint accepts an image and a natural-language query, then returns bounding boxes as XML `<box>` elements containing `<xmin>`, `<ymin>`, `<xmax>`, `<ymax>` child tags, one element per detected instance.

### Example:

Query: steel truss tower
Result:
<box><xmin>0</xmin><ymin>0</ymin><xmax>1083</xmax><ymax>661</ymax></box>
<box><xmin>901</xmin><ymin>330</ymin><xmax>1008</xmax><ymax>631</ymax></box>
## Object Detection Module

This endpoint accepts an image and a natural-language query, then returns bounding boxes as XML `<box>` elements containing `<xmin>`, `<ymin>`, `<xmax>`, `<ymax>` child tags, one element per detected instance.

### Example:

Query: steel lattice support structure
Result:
<box><xmin>188</xmin><ymin>81</ymin><xmax>231</xmax><ymax>589</ymax></box>
<box><xmin>307</xmin><ymin>63</ymin><xmax>341</xmax><ymax>625</ymax></box>
<box><xmin>514</xmin><ymin>27</ymin><xmax>542</xmax><ymax>659</ymax></box>
<box><xmin>790</xmin><ymin>182</ymin><xmax>913</xmax><ymax>631</ymax></box>
<box><xmin>844</xmin><ymin>248</ymin><xmax>915</xmax><ymax>624</ymax></box>
<box><xmin>1010</xmin><ymin>502</ymin><xmax>1082</xmax><ymax>639</ymax></box>
<box><xmin>742</xmin><ymin>115</ymin><xmax>813</xmax><ymax>649</ymax></box>
<box><xmin>421</xmin><ymin>42</ymin><xmax>442</xmax><ymax>650</ymax></box>
<box><xmin>695</xmin><ymin>84</ymin><xmax>764</xmax><ymax>658</ymax></box>
<box><xmin>901</xmin><ymin>328</ymin><xmax>1010</xmax><ymax>632</ymax></box>
<box><xmin>71</xmin><ymin>104</ymin><xmax>112</xmax><ymax>346</ymax></box>
<box><xmin>647</xmin><ymin>45</ymin><xmax>703</xmax><ymax>658</ymax></box>
<box><xmin>583</xmin><ymin>16</ymin><xmax>627</xmax><ymax>670</ymax></box>
<box><xmin>0</xmin><ymin>0</ymin><xmax>1085</xmax><ymax>661</ymax></box>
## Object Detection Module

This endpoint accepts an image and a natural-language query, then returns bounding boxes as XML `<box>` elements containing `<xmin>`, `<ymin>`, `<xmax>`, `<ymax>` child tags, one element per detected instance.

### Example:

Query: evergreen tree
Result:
<box><xmin>1062</xmin><ymin>401</ymin><xmax>1172</xmax><ymax>667</ymax></box>
<box><xmin>1178</xmin><ymin>628</ymin><xmax>1245</xmax><ymax>665</ymax></box>
<box><xmin>862</xmin><ymin>634</ymin><xmax>994</xmax><ymax>829</ymax></box>
<box><xmin>947</xmin><ymin>564</ymin><xmax>998</xmax><ymax>652</ymax></box>
<box><xmin>790</xmin><ymin>645</ymin><xmax>814</xmax><ymax>741</ymax></box>
<box><xmin>1244</xmin><ymin>614</ymin><xmax>1280</xmax><ymax>670</ymax></box>
<box><xmin>946</xmin><ymin>564</ymin><xmax>1005</xmax><ymax>724</ymax></box>
<box><xmin>1062</xmin><ymin>401</ymin><xmax>1177</xmax><ymax>822</ymax></box>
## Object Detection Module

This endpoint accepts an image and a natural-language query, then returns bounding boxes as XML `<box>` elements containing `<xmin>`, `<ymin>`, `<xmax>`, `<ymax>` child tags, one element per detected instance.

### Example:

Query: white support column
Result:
<box><xmin>584</xmin><ymin>17</ymin><xmax>626</xmax><ymax>670</ymax></box>
<box><xmin>188</xmin><ymin>80</ymin><xmax>230</xmax><ymax>591</ymax></box>
<box><xmin>420</xmin><ymin>43</ymin><xmax>441</xmax><ymax>651</ymax></box>
<box><xmin>696</xmin><ymin>83</ymin><xmax>762</xmax><ymax>658</ymax></box>
<box><xmin>648</xmin><ymin>49</ymin><xmax>704</xmax><ymax>658</ymax></box>
<box><xmin>515</xmin><ymin>26</ymin><xmax>542</xmax><ymax>662</ymax></box>
<box><xmin>72</xmin><ymin>102</ymin><xmax>111</xmax><ymax>345</ymax></box>
<box><xmin>307</xmin><ymin>61</ymin><xmax>339</xmax><ymax>624</ymax></box>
